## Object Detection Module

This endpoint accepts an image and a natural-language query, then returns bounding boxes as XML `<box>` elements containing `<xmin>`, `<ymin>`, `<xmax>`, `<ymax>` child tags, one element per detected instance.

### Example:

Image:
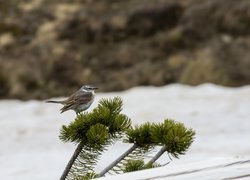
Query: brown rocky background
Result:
<box><xmin>0</xmin><ymin>0</ymin><xmax>250</xmax><ymax>99</ymax></box>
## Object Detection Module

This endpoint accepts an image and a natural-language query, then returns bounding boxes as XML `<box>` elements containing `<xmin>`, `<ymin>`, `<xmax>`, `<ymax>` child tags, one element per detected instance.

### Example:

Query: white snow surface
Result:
<box><xmin>0</xmin><ymin>83</ymin><xmax>249</xmax><ymax>180</ymax></box>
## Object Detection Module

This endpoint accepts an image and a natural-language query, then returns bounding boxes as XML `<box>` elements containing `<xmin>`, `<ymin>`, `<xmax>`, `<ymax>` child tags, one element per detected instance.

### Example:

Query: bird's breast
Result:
<box><xmin>77</xmin><ymin>98</ymin><xmax>94</xmax><ymax>112</ymax></box>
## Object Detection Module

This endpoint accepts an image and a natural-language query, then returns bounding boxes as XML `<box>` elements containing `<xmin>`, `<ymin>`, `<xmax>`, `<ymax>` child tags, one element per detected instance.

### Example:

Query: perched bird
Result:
<box><xmin>46</xmin><ymin>85</ymin><xmax>98</xmax><ymax>115</ymax></box>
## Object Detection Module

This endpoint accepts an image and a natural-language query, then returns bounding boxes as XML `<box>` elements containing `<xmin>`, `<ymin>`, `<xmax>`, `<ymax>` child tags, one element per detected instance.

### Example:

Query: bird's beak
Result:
<box><xmin>91</xmin><ymin>87</ymin><xmax>98</xmax><ymax>90</ymax></box>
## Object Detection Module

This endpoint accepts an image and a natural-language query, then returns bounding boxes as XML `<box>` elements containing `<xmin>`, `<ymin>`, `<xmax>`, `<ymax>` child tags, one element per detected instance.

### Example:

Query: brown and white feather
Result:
<box><xmin>46</xmin><ymin>85</ymin><xmax>97</xmax><ymax>114</ymax></box>
<box><xmin>60</xmin><ymin>90</ymin><xmax>93</xmax><ymax>113</ymax></box>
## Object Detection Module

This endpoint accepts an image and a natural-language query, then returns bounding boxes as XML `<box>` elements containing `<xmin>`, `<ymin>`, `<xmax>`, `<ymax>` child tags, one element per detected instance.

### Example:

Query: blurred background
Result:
<box><xmin>1</xmin><ymin>0</ymin><xmax>250</xmax><ymax>100</ymax></box>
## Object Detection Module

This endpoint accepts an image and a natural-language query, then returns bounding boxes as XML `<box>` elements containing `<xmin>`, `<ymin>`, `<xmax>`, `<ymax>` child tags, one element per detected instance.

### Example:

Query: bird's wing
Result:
<box><xmin>60</xmin><ymin>90</ymin><xmax>93</xmax><ymax>113</ymax></box>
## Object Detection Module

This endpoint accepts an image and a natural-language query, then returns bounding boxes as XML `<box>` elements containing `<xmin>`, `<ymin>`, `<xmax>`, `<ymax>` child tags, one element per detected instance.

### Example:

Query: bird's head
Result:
<box><xmin>81</xmin><ymin>85</ymin><xmax>98</xmax><ymax>92</ymax></box>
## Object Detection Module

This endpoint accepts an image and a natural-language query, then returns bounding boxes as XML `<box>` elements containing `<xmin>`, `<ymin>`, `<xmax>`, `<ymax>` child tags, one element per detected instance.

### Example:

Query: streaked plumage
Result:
<box><xmin>46</xmin><ymin>85</ymin><xmax>98</xmax><ymax>114</ymax></box>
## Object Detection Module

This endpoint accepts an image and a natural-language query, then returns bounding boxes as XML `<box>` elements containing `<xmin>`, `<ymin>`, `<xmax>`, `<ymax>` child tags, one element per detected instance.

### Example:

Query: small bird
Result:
<box><xmin>46</xmin><ymin>85</ymin><xmax>98</xmax><ymax>115</ymax></box>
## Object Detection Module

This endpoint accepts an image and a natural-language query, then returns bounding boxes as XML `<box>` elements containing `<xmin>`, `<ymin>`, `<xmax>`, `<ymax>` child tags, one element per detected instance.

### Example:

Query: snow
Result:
<box><xmin>97</xmin><ymin>157</ymin><xmax>250</xmax><ymax>180</ymax></box>
<box><xmin>0</xmin><ymin>83</ymin><xmax>250</xmax><ymax>180</ymax></box>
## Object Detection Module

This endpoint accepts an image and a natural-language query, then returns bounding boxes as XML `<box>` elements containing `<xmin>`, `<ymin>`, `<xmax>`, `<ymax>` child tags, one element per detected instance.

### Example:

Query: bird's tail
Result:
<box><xmin>46</xmin><ymin>100</ymin><xmax>64</xmax><ymax>104</ymax></box>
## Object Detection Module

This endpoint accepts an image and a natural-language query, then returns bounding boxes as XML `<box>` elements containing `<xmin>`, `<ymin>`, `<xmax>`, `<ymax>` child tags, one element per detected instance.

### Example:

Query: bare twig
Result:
<box><xmin>60</xmin><ymin>142</ymin><xmax>84</xmax><ymax>180</ymax></box>
<box><xmin>146</xmin><ymin>146</ymin><xmax>167</xmax><ymax>166</ymax></box>
<box><xmin>98</xmin><ymin>144</ymin><xmax>139</xmax><ymax>177</ymax></box>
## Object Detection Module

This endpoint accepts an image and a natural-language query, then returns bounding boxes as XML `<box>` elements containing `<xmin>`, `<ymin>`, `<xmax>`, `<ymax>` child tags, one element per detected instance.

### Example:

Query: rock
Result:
<box><xmin>0</xmin><ymin>33</ymin><xmax>15</xmax><ymax>48</ymax></box>
<box><xmin>179</xmin><ymin>49</ymin><xmax>229</xmax><ymax>85</ymax></box>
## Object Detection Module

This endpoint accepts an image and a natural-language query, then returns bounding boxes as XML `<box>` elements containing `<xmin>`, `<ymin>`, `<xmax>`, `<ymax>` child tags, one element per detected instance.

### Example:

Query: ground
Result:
<box><xmin>0</xmin><ymin>84</ymin><xmax>249</xmax><ymax>179</ymax></box>
<box><xmin>1</xmin><ymin>0</ymin><xmax>250</xmax><ymax>99</ymax></box>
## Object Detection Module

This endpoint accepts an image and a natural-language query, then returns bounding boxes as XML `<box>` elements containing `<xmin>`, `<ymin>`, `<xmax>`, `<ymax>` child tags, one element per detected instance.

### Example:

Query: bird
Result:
<box><xmin>46</xmin><ymin>85</ymin><xmax>98</xmax><ymax>115</ymax></box>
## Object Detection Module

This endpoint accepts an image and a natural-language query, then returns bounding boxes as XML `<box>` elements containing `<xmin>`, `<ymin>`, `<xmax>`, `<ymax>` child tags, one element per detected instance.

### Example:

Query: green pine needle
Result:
<box><xmin>122</xmin><ymin>159</ymin><xmax>159</xmax><ymax>173</ymax></box>
<box><xmin>123</xmin><ymin>159</ymin><xmax>145</xmax><ymax>172</ymax></box>
<box><xmin>59</xmin><ymin>97</ymin><xmax>131</xmax><ymax>144</ymax></box>
<box><xmin>125</xmin><ymin>122</ymin><xmax>154</xmax><ymax>145</ymax></box>
<box><xmin>86</xmin><ymin>124</ymin><xmax>109</xmax><ymax>148</ymax></box>
<box><xmin>150</xmin><ymin>119</ymin><xmax>195</xmax><ymax>158</ymax></box>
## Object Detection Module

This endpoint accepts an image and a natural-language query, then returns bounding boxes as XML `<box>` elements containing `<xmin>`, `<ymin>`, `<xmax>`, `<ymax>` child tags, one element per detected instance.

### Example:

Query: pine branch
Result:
<box><xmin>146</xmin><ymin>145</ymin><xmax>167</xmax><ymax>166</ymax></box>
<box><xmin>150</xmin><ymin>119</ymin><xmax>195</xmax><ymax>158</ymax></box>
<box><xmin>60</xmin><ymin>142</ymin><xmax>84</xmax><ymax>180</ymax></box>
<box><xmin>109</xmin><ymin>144</ymin><xmax>154</xmax><ymax>174</ymax></box>
<box><xmin>98</xmin><ymin>144</ymin><xmax>139</xmax><ymax>177</ymax></box>
<box><xmin>107</xmin><ymin>123</ymin><xmax>159</xmax><ymax>174</ymax></box>
<box><xmin>58</xmin><ymin>97</ymin><xmax>195</xmax><ymax>179</ymax></box>
<box><xmin>59</xmin><ymin>97</ymin><xmax>132</xmax><ymax>179</ymax></box>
